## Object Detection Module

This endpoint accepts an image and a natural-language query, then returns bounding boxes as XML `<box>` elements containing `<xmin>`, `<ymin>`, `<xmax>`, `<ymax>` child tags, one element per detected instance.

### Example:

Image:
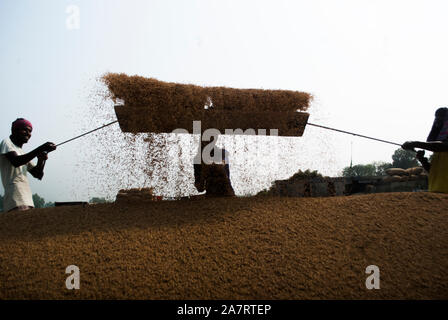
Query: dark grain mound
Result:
<box><xmin>0</xmin><ymin>192</ymin><xmax>447</xmax><ymax>299</ymax></box>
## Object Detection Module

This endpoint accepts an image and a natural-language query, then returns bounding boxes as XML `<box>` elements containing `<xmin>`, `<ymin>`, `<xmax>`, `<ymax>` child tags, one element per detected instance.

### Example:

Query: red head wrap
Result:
<box><xmin>12</xmin><ymin>118</ymin><xmax>33</xmax><ymax>131</ymax></box>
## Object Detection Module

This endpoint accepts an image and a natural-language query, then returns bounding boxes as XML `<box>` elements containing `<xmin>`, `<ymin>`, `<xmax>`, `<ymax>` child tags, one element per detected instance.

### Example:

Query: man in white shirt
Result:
<box><xmin>0</xmin><ymin>118</ymin><xmax>56</xmax><ymax>212</ymax></box>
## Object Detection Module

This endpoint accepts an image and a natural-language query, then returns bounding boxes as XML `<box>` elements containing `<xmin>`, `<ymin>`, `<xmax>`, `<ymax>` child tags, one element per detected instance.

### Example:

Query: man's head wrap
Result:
<box><xmin>11</xmin><ymin>118</ymin><xmax>33</xmax><ymax>131</ymax></box>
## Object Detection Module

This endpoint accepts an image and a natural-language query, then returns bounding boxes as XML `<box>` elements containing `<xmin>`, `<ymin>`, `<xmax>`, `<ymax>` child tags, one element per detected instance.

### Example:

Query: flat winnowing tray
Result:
<box><xmin>114</xmin><ymin>105</ymin><xmax>310</xmax><ymax>136</ymax></box>
<box><xmin>104</xmin><ymin>73</ymin><xmax>312</xmax><ymax>136</ymax></box>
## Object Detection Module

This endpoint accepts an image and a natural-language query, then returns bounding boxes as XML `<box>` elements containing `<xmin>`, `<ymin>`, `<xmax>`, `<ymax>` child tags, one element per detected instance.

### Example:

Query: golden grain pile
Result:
<box><xmin>115</xmin><ymin>188</ymin><xmax>157</xmax><ymax>203</ymax></box>
<box><xmin>103</xmin><ymin>73</ymin><xmax>312</xmax><ymax>135</ymax></box>
<box><xmin>1</xmin><ymin>192</ymin><xmax>447</xmax><ymax>299</ymax></box>
<box><xmin>103</xmin><ymin>73</ymin><xmax>311</xmax><ymax>113</ymax></box>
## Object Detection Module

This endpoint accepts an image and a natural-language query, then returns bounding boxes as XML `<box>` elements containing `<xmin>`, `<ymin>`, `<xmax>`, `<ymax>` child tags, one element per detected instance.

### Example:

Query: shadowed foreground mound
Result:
<box><xmin>0</xmin><ymin>192</ymin><xmax>447</xmax><ymax>299</ymax></box>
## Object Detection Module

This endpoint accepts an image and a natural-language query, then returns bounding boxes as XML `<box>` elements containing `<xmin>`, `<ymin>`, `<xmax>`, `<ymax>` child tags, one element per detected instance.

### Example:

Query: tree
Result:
<box><xmin>342</xmin><ymin>164</ymin><xmax>377</xmax><ymax>177</ymax></box>
<box><xmin>341</xmin><ymin>162</ymin><xmax>393</xmax><ymax>177</ymax></box>
<box><xmin>374</xmin><ymin>161</ymin><xmax>393</xmax><ymax>176</ymax></box>
<box><xmin>32</xmin><ymin>193</ymin><xmax>46</xmax><ymax>209</ymax></box>
<box><xmin>1</xmin><ymin>193</ymin><xmax>51</xmax><ymax>211</ymax></box>
<box><xmin>89</xmin><ymin>197</ymin><xmax>107</xmax><ymax>204</ymax></box>
<box><xmin>392</xmin><ymin>148</ymin><xmax>419</xmax><ymax>169</ymax></box>
<box><xmin>341</xmin><ymin>147</ymin><xmax>422</xmax><ymax>178</ymax></box>
<box><xmin>289</xmin><ymin>169</ymin><xmax>323</xmax><ymax>180</ymax></box>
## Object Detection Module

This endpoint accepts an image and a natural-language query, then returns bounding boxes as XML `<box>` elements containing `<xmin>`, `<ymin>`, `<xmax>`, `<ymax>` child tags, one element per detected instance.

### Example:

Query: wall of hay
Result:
<box><xmin>103</xmin><ymin>73</ymin><xmax>312</xmax><ymax>135</ymax></box>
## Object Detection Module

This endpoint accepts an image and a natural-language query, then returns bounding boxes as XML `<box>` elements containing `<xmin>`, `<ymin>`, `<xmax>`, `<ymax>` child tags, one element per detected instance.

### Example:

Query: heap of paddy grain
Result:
<box><xmin>383</xmin><ymin>167</ymin><xmax>428</xmax><ymax>182</ymax></box>
<box><xmin>2</xmin><ymin>192</ymin><xmax>448</xmax><ymax>299</ymax></box>
<box><xmin>115</xmin><ymin>187</ymin><xmax>157</xmax><ymax>203</ymax></box>
<box><xmin>102</xmin><ymin>73</ymin><xmax>311</xmax><ymax>114</ymax></box>
<box><xmin>101</xmin><ymin>73</ymin><xmax>312</xmax><ymax>197</ymax></box>
<box><xmin>102</xmin><ymin>73</ymin><xmax>312</xmax><ymax>135</ymax></box>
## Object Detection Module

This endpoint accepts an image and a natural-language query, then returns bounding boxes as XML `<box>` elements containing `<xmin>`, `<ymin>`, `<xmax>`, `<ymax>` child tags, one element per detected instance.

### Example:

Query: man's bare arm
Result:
<box><xmin>416</xmin><ymin>150</ymin><xmax>431</xmax><ymax>172</ymax></box>
<box><xmin>5</xmin><ymin>150</ymin><xmax>41</xmax><ymax>168</ymax></box>
<box><xmin>402</xmin><ymin>141</ymin><xmax>448</xmax><ymax>153</ymax></box>
<box><xmin>4</xmin><ymin>142</ymin><xmax>56</xmax><ymax>168</ymax></box>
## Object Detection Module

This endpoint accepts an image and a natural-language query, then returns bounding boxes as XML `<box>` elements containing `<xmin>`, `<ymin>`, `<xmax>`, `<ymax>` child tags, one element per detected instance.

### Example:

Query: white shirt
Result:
<box><xmin>0</xmin><ymin>137</ymin><xmax>35</xmax><ymax>211</ymax></box>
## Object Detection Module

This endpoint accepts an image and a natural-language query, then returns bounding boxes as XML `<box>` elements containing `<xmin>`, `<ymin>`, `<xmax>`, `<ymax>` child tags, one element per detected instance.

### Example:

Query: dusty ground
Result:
<box><xmin>0</xmin><ymin>192</ymin><xmax>447</xmax><ymax>300</ymax></box>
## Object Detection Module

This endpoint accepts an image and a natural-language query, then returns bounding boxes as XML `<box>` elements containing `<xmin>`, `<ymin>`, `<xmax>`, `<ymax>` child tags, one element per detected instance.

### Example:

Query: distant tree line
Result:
<box><xmin>32</xmin><ymin>194</ymin><xmax>55</xmax><ymax>209</ymax></box>
<box><xmin>1</xmin><ymin>194</ymin><xmax>111</xmax><ymax>212</ymax></box>
<box><xmin>0</xmin><ymin>193</ymin><xmax>54</xmax><ymax>212</ymax></box>
<box><xmin>341</xmin><ymin>148</ymin><xmax>428</xmax><ymax>177</ymax></box>
<box><xmin>89</xmin><ymin>197</ymin><xmax>108</xmax><ymax>204</ymax></box>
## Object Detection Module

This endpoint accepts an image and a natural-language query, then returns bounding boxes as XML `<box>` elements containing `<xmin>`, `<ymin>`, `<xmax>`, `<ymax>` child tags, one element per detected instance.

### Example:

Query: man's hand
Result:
<box><xmin>415</xmin><ymin>150</ymin><xmax>431</xmax><ymax>172</ymax></box>
<box><xmin>37</xmin><ymin>152</ymin><xmax>48</xmax><ymax>162</ymax></box>
<box><xmin>38</xmin><ymin>142</ymin><xmax>56</xmax><ymax>153</ymax></box>
<box><xmin>6</xmin><ymin>142</ymin><xmax>56</xmax><ymax>168</ymax></box>
<box><xmin>416</xmin><ymin>150</ymin><xmax>425</xmax><ymax>162</ymax></box>
<box><xmin>402</xmin><ymin>141</ymin><xmax>418</xmax><ymax>151</ymax></box>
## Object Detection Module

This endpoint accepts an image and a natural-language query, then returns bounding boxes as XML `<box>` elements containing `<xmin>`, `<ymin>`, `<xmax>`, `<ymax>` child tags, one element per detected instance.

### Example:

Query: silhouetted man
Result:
<box><xmin>402</xmin><ymin>107</ymin><xmax>448</xmax><ymax>193</ymax></box>
<box><xmin>193</xmin><ymin>137</ymin><xmax>234</xmax><ymax>196</ymax></box>
<box><xmin>0</xmin><ymin>118</ymin><xmax>56</xmax><ymax>212</ymax></box>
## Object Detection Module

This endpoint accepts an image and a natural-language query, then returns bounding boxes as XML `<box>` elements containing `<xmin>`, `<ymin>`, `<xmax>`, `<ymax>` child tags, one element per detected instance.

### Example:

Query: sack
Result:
<box><xmin>386</xmin><ymin>168</ymin><xmax>407</xmax><ymax>176</ymax></box>
<box><xmin>405</xmin><ymin>167</ymin><xmax>424</xmax><ymax>176</ymax></box>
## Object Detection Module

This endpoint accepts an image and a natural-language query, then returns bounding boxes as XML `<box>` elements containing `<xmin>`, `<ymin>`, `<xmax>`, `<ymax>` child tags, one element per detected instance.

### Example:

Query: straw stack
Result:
<box><xmin>103</xmin><ymin>73</ymin><xmax>312</xmax><ymax>136</ymax></box>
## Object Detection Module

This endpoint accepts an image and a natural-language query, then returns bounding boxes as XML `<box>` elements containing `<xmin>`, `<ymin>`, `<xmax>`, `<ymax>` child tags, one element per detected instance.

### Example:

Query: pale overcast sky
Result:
<box><xmin>1</xmin><ymin>0</ymin><xmax>447</xmax><ymax>202</ymax></box>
